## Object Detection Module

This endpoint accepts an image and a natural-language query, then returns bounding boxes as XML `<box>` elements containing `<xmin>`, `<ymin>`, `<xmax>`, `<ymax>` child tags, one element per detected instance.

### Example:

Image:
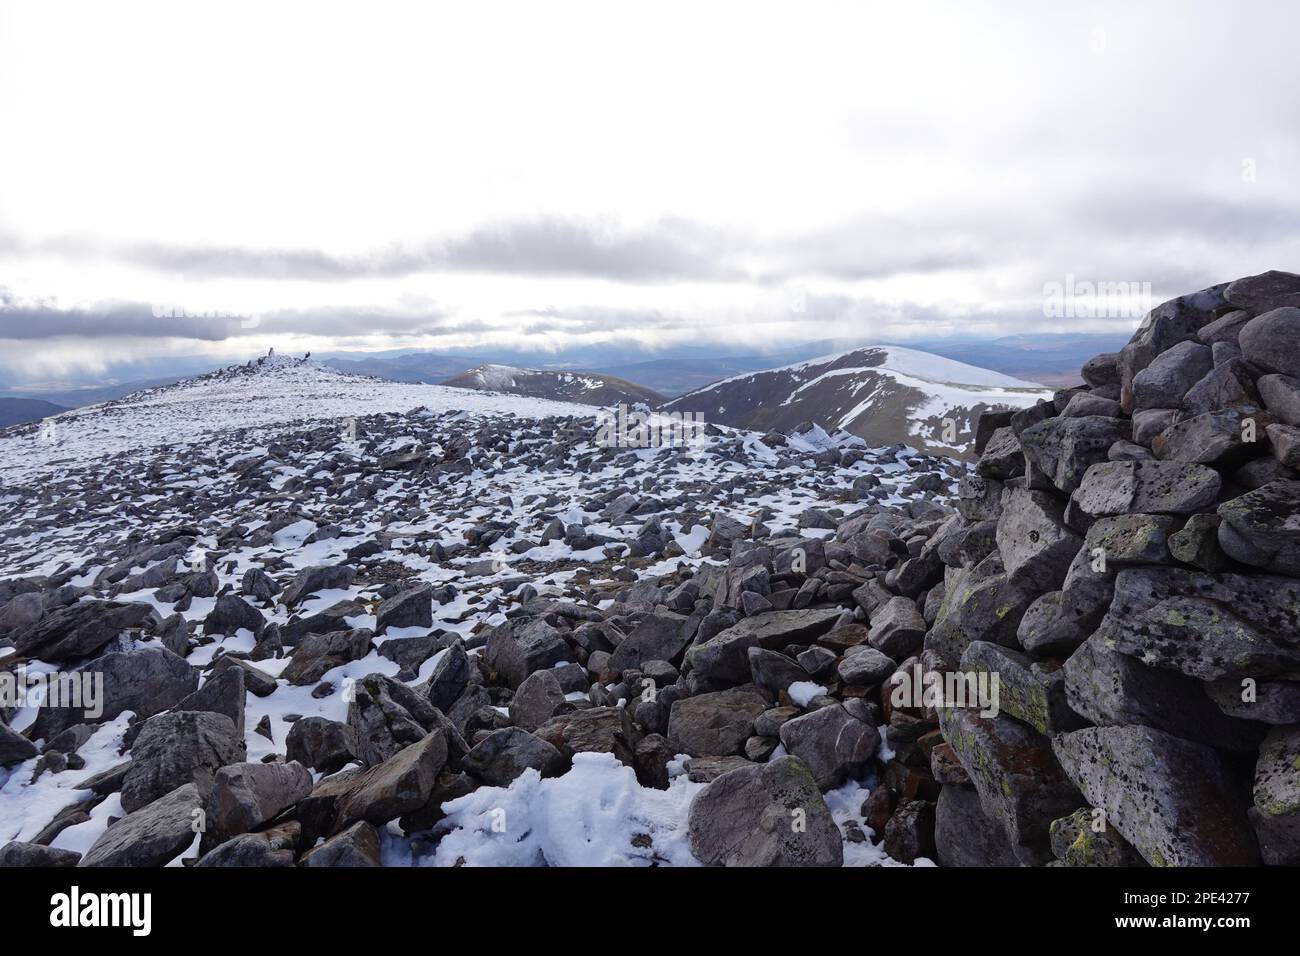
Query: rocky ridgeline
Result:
<box><xmin>929</xmin><ymin>269</ymin><xmax>1300</xmax><ymax>867</ymax></box>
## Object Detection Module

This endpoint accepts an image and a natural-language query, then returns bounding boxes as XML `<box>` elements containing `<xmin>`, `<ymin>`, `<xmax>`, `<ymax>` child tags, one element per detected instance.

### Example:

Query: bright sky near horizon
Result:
<box><xmin>1</xmin><ymin>0</ymin><xmax>1298</xmax><ymax>381</ymax></box>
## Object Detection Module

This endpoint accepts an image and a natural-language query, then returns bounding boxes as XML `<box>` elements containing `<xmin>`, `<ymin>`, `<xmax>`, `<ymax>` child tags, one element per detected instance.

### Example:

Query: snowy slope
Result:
<box><xmin>662</xmin><ymin>346</ymin><xmax>1050</xmax><ymax>457</ymax></box>
<box><xmin>0</xmin><ymin>356</ymin><xmax>590</xmax><ymax>484</ymax></box>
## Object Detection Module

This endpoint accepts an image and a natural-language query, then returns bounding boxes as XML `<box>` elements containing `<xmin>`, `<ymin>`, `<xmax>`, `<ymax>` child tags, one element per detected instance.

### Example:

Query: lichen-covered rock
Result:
<box><xmin>961</xmin><ymin>641</ymin><xmax>1083</xmax><ymax>735</ymax></box>
<box><xmin>1070</xmin><ymin>460</ymin><xmax>1221</xmax><ymax>520</ymax></box>
<box><xmin>1063</xmin><ymin>634</ymin><xmax>1264</xmax><ymax>752</ymax></box>
<box><xmin>1205</xmin><ymin>678</ymin><xmax>1300</xmax><ymax>725</ymax></box>
<box><xmin>1052</xmin><ymin>725</ymin><xmax>1259</xmax><ymax>866</ymax></box>
<box><xmin>1020</xmin><ymin>415</ymin><xmax>1131</xmax><ymax>493</ymax></box>
<box><xmin>1217</xmin><ymin>479</ymin><xmax>1300</xmax><ymax>577</ymax></box>
<box><xmin>1048</xmin><ymin>808</ymin><xmax>1145</xmax><ymax>867</ymax></box>
<box><xmin>937</xmin><ymin>704</ymin><xmax>1082</xmax><ymax>864</ymax></box>
<box><xmin>995</xmin><ymin>486</ymin><xmax>1083</xmax><ymax>591</ymax></box>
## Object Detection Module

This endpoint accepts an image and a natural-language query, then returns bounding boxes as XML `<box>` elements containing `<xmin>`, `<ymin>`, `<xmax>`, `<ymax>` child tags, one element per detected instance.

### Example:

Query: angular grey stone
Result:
<box><xmin>0</xmin><ymin>722</ymin><xmax>37</xmax><ymax>765</ymax></box>
<box><xmin>508</xmin><ymin>669</ymin><xmax>565</xmax><ymax>732</ymax></box>
<box><xmin>1180</xmin><ymin>358</ymin><xmax>1261</xmax><ymax>416</ymax></box>
<box><xmin>1020</xmin><ymin>416</ymin><xmax>1130</xmax><ymax>493</ymax></box>
<box><xmin>335</xmin><ymin>730</ymin><xmax>448</xmax><ymax>828</ymax></box>
<box><xmin>195</xmin><ymin>832</ymin><xmax>294</xmax><ymax>867</ymax></box>
<box><xmin>961</xmin><ymin>641</ymin><xmax>1083</xmax><ymax>735</ymax></box>
<box><xmin>1099</xmin><ymin>592</ymin><xmax>1300</xmax><ymax>682</ymax></box>
<box><xmin>1258</xmin><ymin>373</ymin><xmax>1300</xmax><ymax>426</ymax></box>
<box><xmin>375</xmin><ymin>583</ymin><xmax>433</xmax><ymax>633</ymax></box>
<box><xmin>1070</xmin><ymin>460</ymin><xmax>1221</xmax><ymax>519</ymax></box>
<box><xmin>207</xmin><ymin>760</ymin><xmax>312</xmax><ymax>842</ymax></box>
<box><xmin>1253</xmin><ymin>725</ymin><xmax>1299</xmax><ymax>819</ymax></box>
<box><xmin>837</xmin><ymin>644</ymin><xmax>896</xmax><ymax>687</ymax></box>
<box><xmin>937</xmin><ymin>705</ymin><xmax>1081</xmax><ymax>865</ymax></box>
<box><xmin>286</xmin><ymin>716</ymin><xmax>359</xmax><ymax>774</ymax></box>
<box><xmin>1218</xmin><ymin>480</ymin><xmax>1300</xmax><ymax>576</ymax></box>
<box><xmin>995</xmin><ymin>485</ymin><xmax>1083</xmax><ymax>591</ymax></box>
<box><xmin>1053</xmin><ymin>725</ymin><xmax>1259</xmax><ymax>866</ymax></box>
<box><xmin>535</xmin><ymin>706</ymin><xmax>640</xmax><ymax>766</ymax></box>
<box><xmin>699</xmin><ymin>608</ymin><xmax>841</xmax><ymax>653</ymax></box>
<box><xmin>668</xmin><ymin>686</ymin><xmax>769</xmax><ymax>757</ymax></box>
<box><xmin>1016</xmin><ymin>590</ymin><xmax>1086</xmax><ymax>657</ymax></box>
<box><xmin>934</xmin><ymin>784</ymin><xmax>1019</xmax><ymax>866</ymax></box>
<box><xmin>1048</xmin><ymin>807</ymin><xmax>1145</xmax><ymax>867</ymax></box>
<box><xmin>1197</xmin><ymin>308</ymin><xmax>1253</xmax><ymax>345</ymax></box>
<box><xmin>121</xmin><ymin>710</ymin><xmax>244</xmax><ymax>813</ymax></box>
<box><xmin>1119</xmin><ymin>287</ymin><xmax>1226</xmax><ymax>413</ymax></box>
<box><xmin>687</xmin><ymin>756</ymin><xmax>842</xmax><ymax>866</ymax></box>
<box><xmin>1153</xmin><ymin>409</ymin><xmax>1264</xmax><ymax>467</ymax></box>
<box><xmin>485</xmin><ymin>618</ymin><xmax>570</xmax><ymax>688</ymax></box>
<box><xmin>1268</xmin><ymin>423</ymin><xmax>1300</xmax><ymax>468</ymax></box>
<box><xmin>1205</xmin><ymin>678</ymin><xmax>1300</xmax><ymax>725</ymax></box>
<box><xmin>462</xmin><ymin>727</ymin><xmax>565</xmax><ymax>785</ymax></box>
<box><xmin>347</xmin><ymin>672</ymin><xmax>442</xmax><ymax>767</ymax></box>
<box><xmin>975</xmin><ymin>426</ymin><xmax>1024</xmax><ymax>479</ymax></box>
<box><xmin>1063</xmin><ymin>634</ymin><xmax>1263</xmax><ymax>752</ymax></box>
<box><xmin>301</xmin><ymin>820</ymin><xmax>381</xmax><ymax>867</ymax></box>
<box><xmin>1083</xmin><ymin>512</ymin><xmax>1175</xmax><ymax>564</ymax></box>
<box><xmin>172</xmin><ymin>665</ymin><xmax>246</xmax><ymax>738</ymax></box>
<box><xmin>0</xmin><ymin>841</ymin><xmax>80</xmax><ymax>867</ymax></box>
<box><xmin>29</xmin><ymin>645</ymin><xmax>197</xmax><ymax>741</ymax></box>
<box><xmin>684</xmin><ymin>627</ymin><xmax>759</xmax><ymax>691</ymax></box>
<box><xmin>12</xmin><ymin>600</ymin><xmax>157</xmax><ymax>662</ymax></box>
<box><xmin>1225</xmin><ymin>270</ymin><xmax>1300</xmax><ymax>312</ymax></box>
<box><xmin>777</xmin><ymin>703</ymin><xmax>879</xmax><ymax>790</ymax></box>
<box><xmin>281</xmin><ymin>564</ymin><xmax>356</xmax><ymax>608</ymax></box>
<box><xmin>282</xmin><ymin>627</ymin><xmax>372</xmax><ymax>685</ymax></box>
<box><xmin>745</xmin><ymin>647</ymin><xmax>807</xmax><ymax>695</ymax></box>
<box><xmin>1167</xmin><ymin>513</ymin><xmax>1229</xmax><ymax>571</ymax></box>
<box><xmin>1081</xmin><ymin>352</ymin><xmax>1120</xmax><ymax>388</ymax></box>
<box><xmin>80</xmin><ymin>783</ymin><xmax>205</xmax><ymax>867</ymax></box>
<box><xmin>867</xmin><ymin>596</ymin><xmax>927</xmax><ymax>659</ymax></box>
<box><xmin>203</xmin><ymin>593</ymin><xmax>265</xmax><ymax>638</ymax></box>
<box><xmin>1131</xmin><ymin>408</ymin><xmax>1179</xmax><ymax>446</ymax></box>
<box><xmin>425</xmin><ymin>640</ymin><xmax>470</xmax><ymax>712</ymax></box>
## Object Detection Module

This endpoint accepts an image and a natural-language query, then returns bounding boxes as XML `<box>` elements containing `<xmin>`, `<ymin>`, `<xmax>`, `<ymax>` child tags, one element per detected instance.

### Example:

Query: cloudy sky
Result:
<box><xmin>1</xmin><ymin>0</ymin><xmax>1298</xmax><ymax>385</ymax></box>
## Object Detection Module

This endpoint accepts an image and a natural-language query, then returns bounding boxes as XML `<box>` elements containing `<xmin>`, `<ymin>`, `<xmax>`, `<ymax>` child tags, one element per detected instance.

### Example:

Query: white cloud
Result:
<box><xmin>1</xmin><ymin>0</ymin><xmax>1298</xmax><ymax>378</ymax></box>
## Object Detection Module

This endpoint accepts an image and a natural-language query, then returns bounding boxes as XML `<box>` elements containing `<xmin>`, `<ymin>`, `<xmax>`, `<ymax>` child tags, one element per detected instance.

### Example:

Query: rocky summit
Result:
<box><xmin>2</xmin><ymin>274</ymin><xmax>1299</xmax><ymax>869</ymax></box>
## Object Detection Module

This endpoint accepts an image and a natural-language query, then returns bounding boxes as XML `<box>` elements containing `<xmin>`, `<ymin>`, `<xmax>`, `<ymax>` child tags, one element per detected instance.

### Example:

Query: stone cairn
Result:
<box><xmin>928</xmin><ymin>269</ymin><xmax>1300</xmax><ymax>866</ymax></box>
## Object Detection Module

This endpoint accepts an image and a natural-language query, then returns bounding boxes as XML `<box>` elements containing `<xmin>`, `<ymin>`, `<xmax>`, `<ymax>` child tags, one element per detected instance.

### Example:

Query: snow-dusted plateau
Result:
<box><xmin>0</xmin><ymin>352</ymin><xmax>970</xmax><ymax>866</ymax></box>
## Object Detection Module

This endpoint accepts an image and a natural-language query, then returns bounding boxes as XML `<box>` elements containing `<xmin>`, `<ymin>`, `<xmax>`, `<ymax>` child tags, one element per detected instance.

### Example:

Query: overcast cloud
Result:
<box><xmin>1</xmin><ymin>0</ymin><xmax>1298</xmax><ymax>383</ymax></box>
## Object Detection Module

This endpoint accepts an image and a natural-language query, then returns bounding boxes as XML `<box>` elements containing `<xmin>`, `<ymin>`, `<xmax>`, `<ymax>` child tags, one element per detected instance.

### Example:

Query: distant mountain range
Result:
<box><xmin>662</xmin><ymin>346</ymin><xmax>1051</xmax><ymax>457</ymax></box>
<box><xmin>441</xmin><ymin>364</ymin><xmax>664</xmax><ymax>406</ymax></box>
<box><xmin>1</xmin><ymin>332</ymin><xmax>1126</xmax><ymax>410</ymax></box>
<box><xmin>0</xmin><ymin>397</ymin><xmax>67</xmax><ymax>428</ymax></box>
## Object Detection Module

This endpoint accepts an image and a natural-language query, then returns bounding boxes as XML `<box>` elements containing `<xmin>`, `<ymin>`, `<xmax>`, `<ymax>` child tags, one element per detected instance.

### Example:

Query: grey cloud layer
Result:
<box><xmin>8</xmin><ymin>185</ymin><xmax>1295</xmax><ymax>290</ymax></box>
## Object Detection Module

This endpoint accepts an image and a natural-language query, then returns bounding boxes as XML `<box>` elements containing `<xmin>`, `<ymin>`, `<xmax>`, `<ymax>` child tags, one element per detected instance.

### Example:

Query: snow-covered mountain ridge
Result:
<box><xmin>662</xmin><ymin>346</ymin><xmax>1050</xmax><ymax>458</ymax></box>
